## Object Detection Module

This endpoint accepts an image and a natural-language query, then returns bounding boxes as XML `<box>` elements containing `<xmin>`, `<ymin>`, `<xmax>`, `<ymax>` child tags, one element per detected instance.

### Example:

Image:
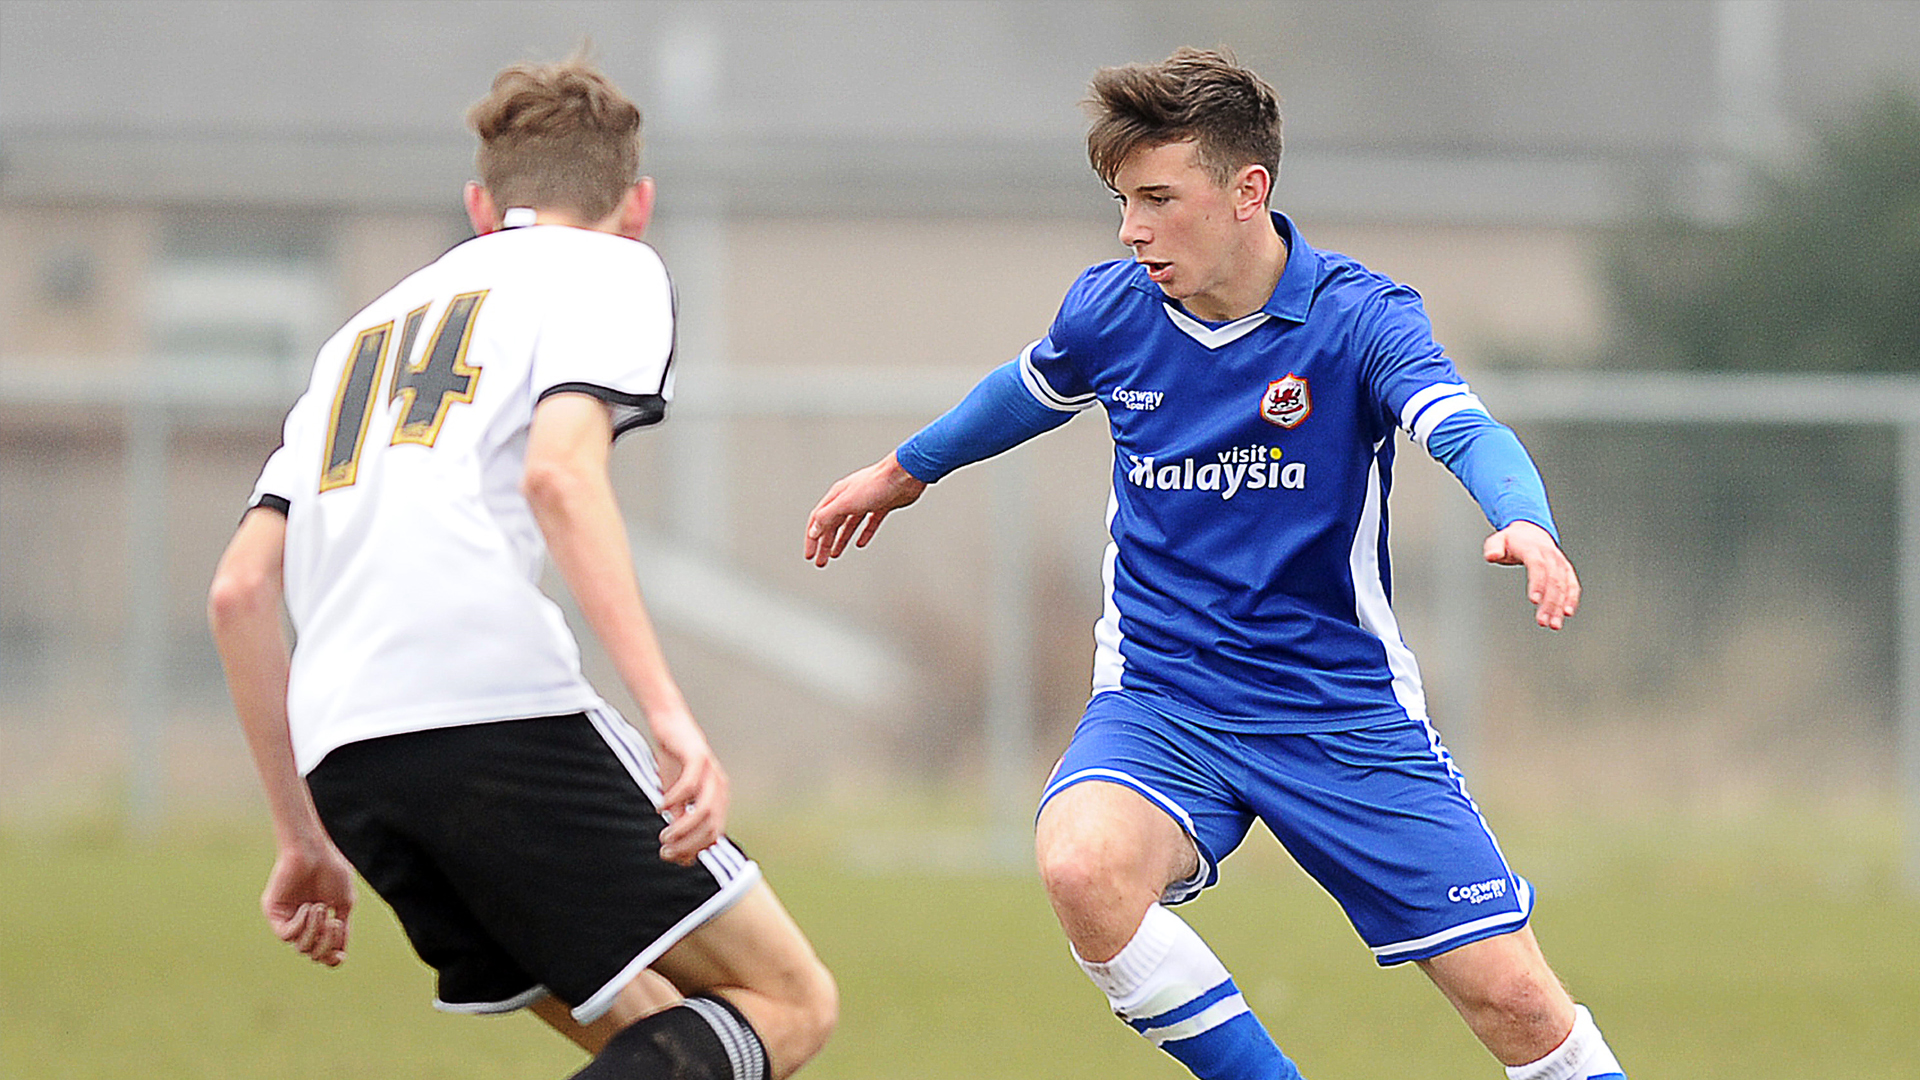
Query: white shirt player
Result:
<box><xmin>251</xmin><ymin>224</ymin><xmax>675</xmax><ymax>775</ymax></box>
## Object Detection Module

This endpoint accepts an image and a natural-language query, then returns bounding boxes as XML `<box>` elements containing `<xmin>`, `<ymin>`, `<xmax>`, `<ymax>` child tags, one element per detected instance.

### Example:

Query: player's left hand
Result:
<box><xmin>648</xmin><ymin>708</ymin><xmax>729</xmax><ymax>865</ymax></box>
<box><xmin>1483</xmin><ymin>520</ymin><xmax>1580</xmax><ymax>630</ymax></box>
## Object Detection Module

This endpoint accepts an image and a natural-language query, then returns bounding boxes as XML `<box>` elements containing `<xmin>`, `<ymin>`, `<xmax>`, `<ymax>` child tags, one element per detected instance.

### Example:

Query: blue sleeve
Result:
<box><xmin>1425</xmin><ymin>409</ymin><xmax>1560</xmax><ymax>543</ymax></box>
<box><xmin>1359</xmin><ymin>284</ymin><xmax>1462</xmax><ymax>433</ymax></box>
<box><xmin>895</xmin><ymin>360</ymin><xmax>1074</xmax><ymax>483</ymax></box>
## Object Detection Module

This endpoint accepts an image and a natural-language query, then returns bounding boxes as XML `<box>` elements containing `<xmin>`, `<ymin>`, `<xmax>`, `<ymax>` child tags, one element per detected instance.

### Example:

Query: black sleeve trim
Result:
<box><xmin>538</xmin><ymin>382</ymin><xmax>669</xmax><ymax>439</ymax></box>
<box><xmin>238</xmin><ymin>493</ymin><xmax>291</xmax><ymax>527</ymax></box>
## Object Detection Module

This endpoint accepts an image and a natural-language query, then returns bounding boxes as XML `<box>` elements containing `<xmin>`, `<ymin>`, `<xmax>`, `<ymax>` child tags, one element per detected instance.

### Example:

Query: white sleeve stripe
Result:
<box><xmin>1409</xmin><ymin>393</ymin><xmax>1487</xmax><ymax>447</ymax></box>
<box><xmin>1399</xmin><ymin>381</ymin><xmax>1471</xmax><ymax>431</ymax></box>
<box><xmin>1018</xmin><ymin>339</ymin><xmax>1099</xmax><ymax>413</ymax></box>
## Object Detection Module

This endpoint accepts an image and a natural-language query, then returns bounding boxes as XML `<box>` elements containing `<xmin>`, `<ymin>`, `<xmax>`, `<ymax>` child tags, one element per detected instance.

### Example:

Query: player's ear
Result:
<box><xmin>616</xmin><ymin>178</ymin><xmax>656</xmax><ymax>241</ymax></box>
<box><xmin>464</xmin><ymin>182</ymin><xmax>500</xmax><ymax>235</ymax></box>
<box><xmin>1233</xmin><ymin>165</ymin><xmax>1271</xmax><ymax>221</ymax></box>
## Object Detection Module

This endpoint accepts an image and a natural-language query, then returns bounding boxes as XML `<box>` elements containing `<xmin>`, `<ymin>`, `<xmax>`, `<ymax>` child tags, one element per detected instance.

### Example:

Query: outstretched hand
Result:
<box><xmin>1483</xmin><ymin>520</ymin><xmax>1581</xmax><ymax>630</ymax></box>
<box><xmin>804</xmin><ymin>453</ymin><xmax>929</xmax><ymax>567</ymax></box>
<box><xmin>263</xmin><ymin>842</ymin><xmax>356</xmax><ymax>967</ymax></box>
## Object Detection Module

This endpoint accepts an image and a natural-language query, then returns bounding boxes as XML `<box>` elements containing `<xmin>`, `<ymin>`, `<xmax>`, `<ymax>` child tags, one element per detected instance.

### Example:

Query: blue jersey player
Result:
<box><xmin>806</xmin><ymin>49</ymin><xmax>1627</xmax><ymax>1080</ymax></box>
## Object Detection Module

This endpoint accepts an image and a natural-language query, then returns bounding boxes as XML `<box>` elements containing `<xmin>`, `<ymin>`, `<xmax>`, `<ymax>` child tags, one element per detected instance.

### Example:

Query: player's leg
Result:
<box><xmin>540</xmin><ymin>883</ymin><xmax>832</xmax><ymax>1080</ymax></box>
<box><xmin>550</xmin><ymin>709</ymin><xmax>831</xmax><ymax>1080</ymax></box>
<box><xmin>1418</xmin><ymin>929</ymin><xmax>1627</xmax><ymax>1080</ymax></box>
<box><xmin>1035</xmin><ymin>778</ymin><xmax>1195</xmax><ymax>956</ymax></box>
<box><xmin>314</xmin><ymin>712</ymin><xmax>828</xmax><ymax>1080</ymax></box>
<box><xmin>529</xmin><ymin>969</ymin><xmax>681</xmax><ymax>1053</ymax></box>
<box><xmin>1239</xmin><ymin>720</ymin><xmax>1627</xmax><ymax>1079</ymax></box>
<box><xmin>1037</xmin><ymin>780</ymin><xmax>1301</xmax><ymax>1080</ymax></box>
<box><xmin>639</xmin><ymin>879</ymin><xmax>837</xmax><ymax>1080</ymax></box>
<box><xmin>1035</xmin><ymin>696</ymin><xmax>1303</xmax><ymax>1080</ymax></box>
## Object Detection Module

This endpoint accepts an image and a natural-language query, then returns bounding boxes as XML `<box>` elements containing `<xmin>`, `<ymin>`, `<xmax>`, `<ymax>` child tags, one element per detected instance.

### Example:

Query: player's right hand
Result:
<box><xmin>804</xmin><ymin>453</ymin><xmax>928</xmax><ymax>567</ymax></box>
<box><xmin>262</xmin><ymin>841</ymin><xmax>356</xmax><ymax>967</ymax></box>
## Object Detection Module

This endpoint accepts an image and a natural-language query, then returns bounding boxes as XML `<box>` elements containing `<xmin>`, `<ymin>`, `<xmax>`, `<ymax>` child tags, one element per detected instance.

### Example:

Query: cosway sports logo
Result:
<box><xmin>1125</xmin><ymin>444</ymin><xmax>1305</xmax><ymax>500</ymax></box>
<box><xmin>1447</xmin><ymin>877</ymin><xmax>1510</xmax><ymax>905</ymax></box>
<box><xmin>1112</xmin><ymin>388</ymin><xmax>1164</xmax><ymax>411</ymax></box>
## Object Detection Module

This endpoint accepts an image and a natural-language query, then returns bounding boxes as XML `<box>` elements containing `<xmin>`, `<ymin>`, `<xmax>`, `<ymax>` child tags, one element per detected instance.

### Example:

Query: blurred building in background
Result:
<box><xmin>5</xmin><ymin>1</ymin><xmax>1920</xmax><ymax>831</ymax></box>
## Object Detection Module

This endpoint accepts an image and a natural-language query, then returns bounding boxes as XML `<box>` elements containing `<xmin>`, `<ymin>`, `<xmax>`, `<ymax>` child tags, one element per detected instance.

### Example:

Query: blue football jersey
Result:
<box><xmin>1022</xmin><ymin>213</ymin><xmax>1482</xmax><ymax>731</ymax></box>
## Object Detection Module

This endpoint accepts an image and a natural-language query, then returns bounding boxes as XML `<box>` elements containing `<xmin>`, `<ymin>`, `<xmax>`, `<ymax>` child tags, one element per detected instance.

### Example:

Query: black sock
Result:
<box><xmin>680</xmin><ymin>995</ymin><xmax>770</xmax><ymax>1080</ymax></box>
<box><xmin>567</xmin><ymin>995</ymin><xmax>769</xmax><ymax>1080</ymax></box>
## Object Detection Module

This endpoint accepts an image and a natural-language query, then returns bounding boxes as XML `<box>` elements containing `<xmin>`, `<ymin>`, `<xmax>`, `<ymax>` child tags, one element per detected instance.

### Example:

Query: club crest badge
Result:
<box><xmin>1260</xmin><ymin>374</ymin><xmax>1311</xmax><ymax>428</ymax></box>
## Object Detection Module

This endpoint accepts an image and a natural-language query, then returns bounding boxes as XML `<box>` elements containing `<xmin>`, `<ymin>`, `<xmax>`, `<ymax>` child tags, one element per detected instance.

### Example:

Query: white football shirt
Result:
<box><xmin>250</xmin><ymin>224</ymin><xmax>675</xmax><ymax>774</ymax></box>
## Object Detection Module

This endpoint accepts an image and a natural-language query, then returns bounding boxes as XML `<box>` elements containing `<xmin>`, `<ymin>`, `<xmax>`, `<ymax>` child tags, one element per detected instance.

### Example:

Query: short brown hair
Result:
<box><xmin>467</xmin><ymin>54</ymin><xmax>642</xmax><ymax>223</ymax></box>
<box><xmin>1085</xmin><ymin>48</ymin><xmax>1283</xmax><ymax>190</ymax></box>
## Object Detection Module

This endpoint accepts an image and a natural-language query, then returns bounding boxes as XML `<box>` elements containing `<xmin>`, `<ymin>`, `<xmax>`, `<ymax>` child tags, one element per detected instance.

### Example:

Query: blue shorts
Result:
<box><xmin>1038</xmin><ymin>690</ymin><xmax>1532</xmax><ymax>966</ymax></box>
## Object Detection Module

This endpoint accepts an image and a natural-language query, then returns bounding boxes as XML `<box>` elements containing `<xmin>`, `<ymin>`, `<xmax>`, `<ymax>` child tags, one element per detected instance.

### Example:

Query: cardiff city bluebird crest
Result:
<box><xmin>1261</xmin><ymin>374</ymin><xmax>1311</xmax><ymax>428</ymax></box>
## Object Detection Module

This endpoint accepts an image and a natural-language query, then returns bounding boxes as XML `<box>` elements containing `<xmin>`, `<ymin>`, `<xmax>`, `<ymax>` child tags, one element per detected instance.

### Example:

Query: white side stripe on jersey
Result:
<box><xmin>1399</xmin><ymin>382</ymin><xmax>1488</xmax><ymax>447</ymax></box>
<box><xmin>1018</xmin><ymin>339</ymin><xmax>1100</xmax><ymax>413</ymax></box>
<box><xmin>1090</xmin><ymin>491</ymin><xmax>1128</xmax><ymax>693</ymax></box>
<box><xmin>1350</xmin><ymin>441</ymin><xmax>1429</xmax><ymax>721</ymax></box>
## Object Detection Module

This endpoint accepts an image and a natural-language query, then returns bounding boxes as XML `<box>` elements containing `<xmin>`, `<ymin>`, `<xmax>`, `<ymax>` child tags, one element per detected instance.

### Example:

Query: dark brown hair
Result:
<box><xmin>1085</xmin><ymin>47</ymin><xmax>1283</xmax><ymax>190</ymax></box>
<box><xmin>466</xmin><ymin>53</ymin><xmax>642</xmax><ymax>223</ymax></box>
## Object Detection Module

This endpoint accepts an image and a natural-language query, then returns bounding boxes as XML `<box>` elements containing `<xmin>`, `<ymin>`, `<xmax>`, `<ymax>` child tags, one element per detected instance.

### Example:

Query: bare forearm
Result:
<box><xmin>208</xmin><ymin>518</ymin><xmax>332</xmax><ymax>850</ymax></box>
<box><xmin>526</xmin><ymin>461</ymin><xmax>688</xmax><ymax>721</ymax></box>
<box><xmin>522</xmin><ymin>394</ymin><xmax>726</xmax><ymax>858</ymax></box>
<box><xmin>212</xmin><ymin>606</ymin><xmax>321</xmax><ymax>842</ymax></box>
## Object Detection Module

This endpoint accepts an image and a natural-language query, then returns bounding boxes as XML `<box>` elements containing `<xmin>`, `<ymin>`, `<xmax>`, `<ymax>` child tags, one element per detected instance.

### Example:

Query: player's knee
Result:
<box><xmin>787</xmin><ymin>955</ymin><xmax>838</xmax><ymax>1065</ymax></box>
<box><xmin>1036</xmin><ymin>780</ymin><xmax>1196</xmax><ymax>922</ymax></box>
<box><xmin>1036</xmin><ymin>826</ymin><xmax>1142</xmax><ymax>917</ymax></box>
<box><xmin>743</xmin><ymin>949</ymin><xmax>836</xmax><ymax>1071</ymax></box>
<box><xmin>1036</xmin><ymin>830</ymin><xmax>1094</xmax><ymax>904</ymax></box>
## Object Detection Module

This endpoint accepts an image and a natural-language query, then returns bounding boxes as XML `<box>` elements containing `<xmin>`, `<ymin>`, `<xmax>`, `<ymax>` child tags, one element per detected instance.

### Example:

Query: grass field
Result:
<box><xmin>2</xmin><ymin>797</ymin><xmax>1915</xmax><ymax>1079</ymax></box>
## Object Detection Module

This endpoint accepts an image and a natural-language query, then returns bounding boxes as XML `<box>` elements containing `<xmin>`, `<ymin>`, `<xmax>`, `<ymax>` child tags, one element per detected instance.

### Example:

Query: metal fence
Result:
<box><xmin>1</xmin><ymin>365</ymin><xmax>1915</xmax><ymax>891</ymax></box>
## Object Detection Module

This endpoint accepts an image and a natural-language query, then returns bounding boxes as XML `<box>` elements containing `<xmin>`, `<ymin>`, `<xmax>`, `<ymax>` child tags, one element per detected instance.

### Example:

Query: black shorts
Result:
<box><xmin>306</xmin><ymin>708</ymin><xmax>759</xmax><ymax>1022</ymax></box>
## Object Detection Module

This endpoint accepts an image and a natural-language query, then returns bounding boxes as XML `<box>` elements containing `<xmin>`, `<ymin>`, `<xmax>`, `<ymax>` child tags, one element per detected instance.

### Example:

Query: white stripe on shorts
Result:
<box><xmin>1368</xmin><ymin>878</ymin><xmax>1533</xmax><ymax>963</ymax></box>
<box><xmin>1039</xmin><ymin>766</ymin><xmax>1211</xmax><ymax>905</ymax></box>
<box><xmin>577</xmin><ymin>705</ymin><xmax>762</xmax><ymax>1023</ymax></box>
<box><xmin>433</xmin><ymin>983</ymin><xmax>549</xmax><ymax>1016</ymax></box>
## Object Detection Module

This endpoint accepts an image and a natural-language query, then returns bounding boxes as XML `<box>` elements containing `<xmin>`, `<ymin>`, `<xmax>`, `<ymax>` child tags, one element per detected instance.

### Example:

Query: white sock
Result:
<box><xmin>1073</xmin><ymin>904</ymin><xmax>1300</xmax><ymax>1080</ymax></box>
<box><xmin>1505</xmin><ymin>1005</ymin><xmax>1626</xmax><ymax>1080</ymax></box>
<box><xmin>1074</xmin><ymin>903</ymin><xmax>1222</xmax><ymax>1016</ymax></box>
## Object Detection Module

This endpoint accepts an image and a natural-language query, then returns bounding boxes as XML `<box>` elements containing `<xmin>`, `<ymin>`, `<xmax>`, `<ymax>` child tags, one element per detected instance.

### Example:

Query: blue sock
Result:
<box><xmin>1077</xmin><ymin>904</ymin><xmax>1303</xmax><ymax>1080</ymax></box>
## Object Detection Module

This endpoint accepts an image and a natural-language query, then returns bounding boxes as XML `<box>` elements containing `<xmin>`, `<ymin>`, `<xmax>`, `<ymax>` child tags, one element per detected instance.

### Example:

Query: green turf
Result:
<box><xmin>2</xmin><ymin>800</ymin><xmax>1915</xmax><ymax>1079</ymax></box>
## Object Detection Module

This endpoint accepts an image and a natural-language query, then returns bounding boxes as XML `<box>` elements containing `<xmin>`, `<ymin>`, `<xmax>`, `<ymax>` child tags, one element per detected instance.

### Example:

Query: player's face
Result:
<box><xmin>1111</xmin><ymin>140</ymin><xmax>1246</xmax><ymax>320</ymax></box>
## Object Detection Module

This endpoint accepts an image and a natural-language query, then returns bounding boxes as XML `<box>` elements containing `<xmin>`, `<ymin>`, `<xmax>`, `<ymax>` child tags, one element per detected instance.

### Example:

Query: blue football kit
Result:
<box><xmin>899</xmin><ymin>212</ymin><xmax>1555</xmax><ymax>964</ymax></box>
